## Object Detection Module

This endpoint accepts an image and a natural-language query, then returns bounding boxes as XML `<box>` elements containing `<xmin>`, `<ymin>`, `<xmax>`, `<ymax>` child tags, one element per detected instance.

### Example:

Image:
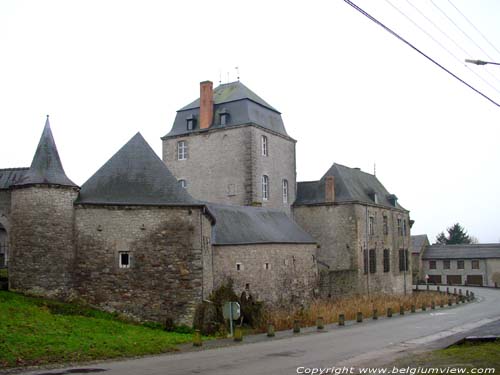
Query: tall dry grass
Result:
<box><xmin>259</xmin><ymin>291</ymin><xmax>448</xmax><ymax>332</ymax></box>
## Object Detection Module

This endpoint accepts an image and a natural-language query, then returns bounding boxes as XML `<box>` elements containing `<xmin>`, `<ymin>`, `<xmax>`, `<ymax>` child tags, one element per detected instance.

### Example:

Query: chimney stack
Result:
<box><xmin>325</xmin><ymin>176</ymin><xmax>335</xmax><ymax>203</ymax></box>
<box><xmin>199</xmin><ymin>81</ymin><xmax>213</xmax><ymax>130</ymax></box>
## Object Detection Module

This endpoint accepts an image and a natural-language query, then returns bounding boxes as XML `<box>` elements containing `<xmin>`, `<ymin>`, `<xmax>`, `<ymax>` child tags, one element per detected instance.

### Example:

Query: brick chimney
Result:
<box><xmin>325</xmin><ymin>176</ymin><xmax>335</xmax><ymax>203</ymax></box>
<box><xmin>199</xmin><ymin>81</ymin><xmax>213</xmax><ymax>130</ymax></box>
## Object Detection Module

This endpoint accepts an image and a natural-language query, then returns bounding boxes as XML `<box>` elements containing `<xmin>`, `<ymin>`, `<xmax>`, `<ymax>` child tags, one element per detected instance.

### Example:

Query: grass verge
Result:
<box><xmin>0</xmin><ymin>291</ymin><xmax>195</xmax><ymax>368</ymax></box>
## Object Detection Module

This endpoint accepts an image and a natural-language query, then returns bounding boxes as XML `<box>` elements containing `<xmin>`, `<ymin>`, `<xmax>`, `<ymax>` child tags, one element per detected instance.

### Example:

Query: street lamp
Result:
<box><xmin>465</xmin><ymin>59</ymin><xmax>500</xmax><ymax>66</ymax></box>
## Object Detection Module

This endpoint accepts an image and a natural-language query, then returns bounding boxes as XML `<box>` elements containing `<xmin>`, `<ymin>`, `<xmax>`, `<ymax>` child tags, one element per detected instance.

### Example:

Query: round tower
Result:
<box><xmin>9</xmin><ymin>116</ymin><xmax>79</xmax><ymax>299</ymax></box>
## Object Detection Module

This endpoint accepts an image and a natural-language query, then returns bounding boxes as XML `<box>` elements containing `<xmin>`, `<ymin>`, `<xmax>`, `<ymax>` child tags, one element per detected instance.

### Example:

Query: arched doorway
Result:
<box><xmin>0</xmin><ymin>223</ymin><xmax>7</xmax><ymax>267</ymax></box>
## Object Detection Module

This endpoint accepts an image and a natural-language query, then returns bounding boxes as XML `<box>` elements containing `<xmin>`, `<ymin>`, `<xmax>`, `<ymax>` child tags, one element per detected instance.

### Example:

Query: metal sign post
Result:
<box><xmin>223</xmin><ymin>302</ymin><xmax>241</xmax><ymax>337</ymax></box>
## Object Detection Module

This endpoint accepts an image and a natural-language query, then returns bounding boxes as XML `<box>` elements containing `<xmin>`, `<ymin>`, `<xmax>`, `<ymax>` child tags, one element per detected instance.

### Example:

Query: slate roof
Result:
<box><xmin>76</xmin><ymin>133</ymin><xmax>199</xmax><ymax>206</ymax></box>
<box><xmin>422</xmin><ymin>244</ymin><xmax>500</xmax><ymax>260</ymax></box>
<box><xmin>0</xmin><ymin>168</ymin><xmax>28</xmax><ymax>190</ymax></box>
<box><xmin>294</xmin><ymin>163</ymin><xmax>406</xmax><ymax>210</ymax></box>
<box><xmin>206</xmin><ymin>203</ymin><xmax>316</xmax><ymax>245</ymax></box>
<box><xmin>14</xmin><ymin>117</ymin><xmax>78</xmax><ymax>188</ymax></box>
<box><xmin>163</xmin><ymin>81</ymin><xmax>289</xmax><ymax>138</ymax></box>
<box><xmin>410</xmin><ymin>234</ymin><xmax>430</xmax><ymax>254</ymax></box>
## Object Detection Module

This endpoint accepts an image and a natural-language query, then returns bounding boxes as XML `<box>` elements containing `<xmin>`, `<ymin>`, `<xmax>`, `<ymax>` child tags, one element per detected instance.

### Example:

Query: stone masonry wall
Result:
<box><xmin>162</xmin><ymin>125</ymin><xmax>296</xmax><ymax>214</ymax></box>
<box><xmin>0</xmin><ymin>190</ymin><xmax>11</xmax><ymax>266</ymax></box>
<box><xmin>74</xmin><ymin>205</ymin><xmax>212</xmax><ymax>325</ymax></box>
<box><xmin>9</xmin><ymin>186</ymin><xmax>78</xmax><ymax>298</ymax></box>
<box><xmin>212</xmin><ymin>243</ymin><xmax>318</xmax><ymax>306</ymax></box>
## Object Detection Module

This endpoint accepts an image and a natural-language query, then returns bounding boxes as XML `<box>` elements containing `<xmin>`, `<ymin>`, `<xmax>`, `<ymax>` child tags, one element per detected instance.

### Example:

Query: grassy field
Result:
<box><xmin>0</xmin><ymin>291</ymin><xmax>195</xmax><ymax>368</ymax></box>
<box><xmin>392</xmin><ymin>340</ymin><xmax>500</xmax><ymax>371</ymax></box>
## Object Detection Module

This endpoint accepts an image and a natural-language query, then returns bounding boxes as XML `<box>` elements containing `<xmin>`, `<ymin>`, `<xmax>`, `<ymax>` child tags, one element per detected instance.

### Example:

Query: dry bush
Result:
<box><xmin>259</xmin><ymin>291</ymin><xmax>447</xmax><ymax>332</ymax></box>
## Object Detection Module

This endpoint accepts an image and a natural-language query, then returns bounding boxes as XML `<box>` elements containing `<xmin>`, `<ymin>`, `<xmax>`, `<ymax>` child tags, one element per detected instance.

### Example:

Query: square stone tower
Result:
<box><xmin>162</xmin><ymin>81</ymin><xmax>296</xmax><ymax>214</ymax></box>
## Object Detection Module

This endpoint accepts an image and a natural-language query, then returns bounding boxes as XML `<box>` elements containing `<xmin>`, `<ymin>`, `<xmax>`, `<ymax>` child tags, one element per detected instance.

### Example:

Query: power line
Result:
<box><xmin>385</xmin><ymin>0</ymin><xmax>500</xmax><ymax>94</ymax></box>
<box><xmin>447</xmin><ymin>0</ymin><xmax>500</xmax><ymax>58</ymax></box>
<box><xmin>342</xmin><ymin>0</ymin><xmax>500</xmax><ymax>108</ymax></box>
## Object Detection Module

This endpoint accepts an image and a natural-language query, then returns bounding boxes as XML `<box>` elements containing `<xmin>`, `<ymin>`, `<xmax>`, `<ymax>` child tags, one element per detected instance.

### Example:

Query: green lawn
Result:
<box><xmin>0</xmin><ymin>291</ymin><xmax>195</xmax><ymax>368</ymax></box>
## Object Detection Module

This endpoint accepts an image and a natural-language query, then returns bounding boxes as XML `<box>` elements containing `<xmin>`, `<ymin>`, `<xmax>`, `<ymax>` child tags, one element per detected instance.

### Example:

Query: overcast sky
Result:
<box><xmin>1</xmin><ymin>0</ymin><xmax>499</xmax><ymax>243</ymax></box>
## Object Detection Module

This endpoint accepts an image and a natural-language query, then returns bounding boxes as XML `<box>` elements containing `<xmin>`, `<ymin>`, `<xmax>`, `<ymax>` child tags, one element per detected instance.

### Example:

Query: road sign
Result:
<box><xmin>223</xmin><ymin>302</ymin><xmax>241</xmax><ymax>320</ymax></box>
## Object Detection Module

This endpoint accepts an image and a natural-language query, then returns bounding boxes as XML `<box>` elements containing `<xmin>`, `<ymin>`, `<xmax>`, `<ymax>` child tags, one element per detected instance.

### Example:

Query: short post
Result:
<box><xmin>317</xmin><ymin>316</ymin><xmax>324</xmax><ymax>330</ymax></box>
<box><xmin>431</xmin><ymin>301</ymin><xmax>435</xmax><ymax>310</ymax></box>
<box><xmin>399</xmin><ymin>305</ymin><xmax>404</xmax><ymax>315</ymax></box>
<box><xmin>267</xmin><ymin>323</ymin><xmax>275</xmax><ymax>337</ymax></box>
<box><xmin>439</xmin><ymin>300</ymin><xmax>444</xmax><ymax>308</ymax></box>
<box><xmin>372</xmin><ymin>309</ymin><xmax>378</xmax><ymax>320</ymax></box>
<box><xmin>356</xmin><ymin>311</ymin><xmax>363</xmax><ymax>323</ymax></box>
<box><xmin>471</xmin><ymin>292</ymin><xmax>475</xmax><ymax>300</ymax></box>
<box><xmin>454</xmin><ymin>288</ymin><xmax>457</xmax><ymax>295</ymax></box>
<box><xmin>466</xmin><ymin>290</ymin><xmax>469</xmax><ymax>297</ymax></box>
<box><xmin>410</xmin><ymin>304</ymin><xmax>416</xmax><ymax>313</ymax></box>
<box><xmin>234</xmin><ymin>326</ymin><xmax>243</xmax><ymax>342</ymax></box>
<box><xmin>426</xmin><ymin>284</ymin><xmax>429</xmax><ymax>291</ymax></box>
<box><xmin>387</xmin><ymin>307</ymin><xmax>393</xmax><ymax>318</ymax></box>
<box><xmin>293</xmin><ymin>319</ymin><xmax>301</xmax><ymax>334</ymax></box>
<box><xmin>459</xmin><ymin>289</ymin><xmax>463</xmax><ymax>296</ymax></box>
<box><xmin>416</xmin><ymin>284</ymin><xmax>419</xmax><ymax>291</ymax></box>
<box><xmin>455</xmin><ymin>297</ymin><xmax>459</xmax><ymax>305</ymax></box>
<box><xmin>193</xmin><ymin>329</ymin><xmax>202</xmax><ymax>347</ymax></box>
<box><xmin>437</xmin><ymin>285</ymin><xmax>440</xmax><ymax>292</ymax></box>
<box><xmin>448</xmin><ymin>298</ymin><xmax>452</xmax><ymax>306</ymax></box>
<box><xmin>338</xmin><ymin>314</ymin><xmax>345</xmax><ymax>326</ymax></box>
<box><xmin>422</xmin><ymin>303</ymin><xmax>426</xmax><ymax>311</ymax></box>
<box><xmin>446</xmin><ymin>287</ymin><xmax>449</xmax><ymax>294</ymax></box>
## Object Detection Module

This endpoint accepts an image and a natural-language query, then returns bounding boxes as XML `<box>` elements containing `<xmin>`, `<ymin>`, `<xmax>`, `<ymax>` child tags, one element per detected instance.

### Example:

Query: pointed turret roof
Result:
<box><xmin>15</xmin><ymin>116</ymin><xmax>77</xmax><ymax>188</ymax></box>
<box><xmin>76</xmin><ymin>133</ymin><xmax>198</xmax><ymax>206</ymax></box>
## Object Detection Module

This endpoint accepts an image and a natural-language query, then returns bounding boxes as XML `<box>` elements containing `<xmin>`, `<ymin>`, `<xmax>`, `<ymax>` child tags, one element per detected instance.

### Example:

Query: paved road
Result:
<box><xmin>20</xmin><ymin>286</ymin><xmax>500</xmax><ymax>375</ymax></box>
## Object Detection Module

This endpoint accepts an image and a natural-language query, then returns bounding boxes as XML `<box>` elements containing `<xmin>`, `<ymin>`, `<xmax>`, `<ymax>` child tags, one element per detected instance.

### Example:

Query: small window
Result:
<box><xmin>457</xmin><ymin>260</ymin><xmax>464</xmax><ymax>269</ymax></box>
<box><xmin>403</xmin><ymin>220</ymin><xmax>407</xmax><ymax>236</ymax></box>
<box><xmin>443</xmin><ymin>260</ymin><xmax>450</xmax><ymax>269</ymax></box>
<box><xmin>363</xmin><ymin>249</ymin><xmax>368</xmax><ymax>274</ymax></box>
<box><xmin>369</xmin><ymin>216</ymin><xmax>375</xmax><ymax>236</ymax></box>
<box><xmin>227</xmin><ymin>183</ymin><xmax>236</xmax><ymax>196</ymax></box>
<box><xmin>177</xmin><ymin>141</ymin><xmax>188</xmax><ymax>160</ymax></box>
<box><xmin>471</xmin><ymin>260</ymin><xmax>479</xmax><ymax>269</ymax></box>
<box><xmin>399</xmin><ymin>249</ymin><xmax>408</xmax><ymax>271</ymax></box>
<box><xmin>369</xmin><ymin>249</ymin><xmax>376</xmax><ymax>273</ymax></box>
<box><xmin>236</xmin><ymin>263</ymin><xmax>242</xmax><ymax>271</ymax></box>
<box><xmin>397</xmin><ymin>218</ymin><xmax>402</xmax><ymax>236</ymax></box>
<box><xmin>262</xmin><ymin>175</ymin><xmax>269</xmax><ymax>201</ymax></box>
<box><xmin>383</xmin><ymin>216</ymin><xmax>388</xmax><ymax>235</ymax></box>
<box><xmin>282</xmin><ymin>179</ymin><xmax>288</xmax><ymax>204</ymax></box>
<box><xmin>186</xmin><ymin>115</ymin><xmax>195</xmax><ymax>130</ymax></box>
<box><xmin>261</xmin><ymin>135</ymin><xmax>268</xmax><ymax>156</ymax></box>
<box><xmin>264</xmin><ymin>262</ymin><xmax>270</xmax><ymax>270</ymax></box>
<box><xmin>429</xmin><ymin>260</ymin><xmax>436</xmax><ymax>270</ymax></box>
<box><xmin>178</xmin><ymin>179</ymin><xmax>187</xmax><ymax>188</ymax></box>
<box><xmin>373</xmin><ymin>193</ymin><xmax>378</xmax><ymax>204</ymax></box>
<box><xmin>383</xmin><ymin>249</ymin><xmax>390</xmax><ymax>272</ymax></box>
<box><xmin>119</xmin><ymin>252</ymin><xmax>130</xmax><ymax>269</ymax></box>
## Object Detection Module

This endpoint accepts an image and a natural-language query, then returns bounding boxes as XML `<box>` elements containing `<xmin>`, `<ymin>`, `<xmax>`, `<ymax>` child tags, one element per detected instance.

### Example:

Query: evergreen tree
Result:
<box><xmin>435</xmin><ymin>223</ymin><xmax>472</xmax><ymax>245</ymax></box>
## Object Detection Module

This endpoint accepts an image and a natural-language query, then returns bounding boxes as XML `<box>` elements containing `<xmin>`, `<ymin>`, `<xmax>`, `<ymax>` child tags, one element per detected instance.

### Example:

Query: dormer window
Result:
<box><xmin>368</xmin><ymin>190</ymin><xmax>378</xmax><ymax>204</ymax></box>
<box><xmin>219</xmin><ymin>108</ymin><xmax>229</xmax><ymax>126</ymax></box>
<box><xmin>387</xmin><ymin>194</ymin><xmax>398</xmax><ymax>207</ymax></box>
<box><xmin>186</xmin><ymin>115</ymin><xmax>196</xmax><ymax>130</ymax></box>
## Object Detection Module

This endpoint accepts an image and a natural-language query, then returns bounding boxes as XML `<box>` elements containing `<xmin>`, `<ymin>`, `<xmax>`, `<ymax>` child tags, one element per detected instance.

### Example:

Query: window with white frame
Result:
<box><xmin>177</xmin><ymin>141</ymin><xmax>188</xmax><ymax>160</ymax></box>
<box><xmin>261</xmin><ymin>135</ymin><xmax>268</xmax><ymax>156</ymax></box>
<box><xmin>262</xmin><ymin>175</ymin><xmax>269</xmax><ymax>200</ymax></box>
<box><xmin>119</xmin><ymin>252</ymin><xmax>130</xmax><ymax>269</ymax></box>
<box><xmin>282</xmin><ymin>179</ymin><xmax>288</xmax><ymax>203</ymax></box>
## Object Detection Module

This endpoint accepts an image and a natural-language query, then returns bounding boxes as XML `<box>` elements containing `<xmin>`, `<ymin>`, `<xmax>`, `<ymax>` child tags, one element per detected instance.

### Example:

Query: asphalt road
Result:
<box><xmin>19</xmin><ymin>286</ymin><xmax>500</xmax><ymax>375</ymax></box>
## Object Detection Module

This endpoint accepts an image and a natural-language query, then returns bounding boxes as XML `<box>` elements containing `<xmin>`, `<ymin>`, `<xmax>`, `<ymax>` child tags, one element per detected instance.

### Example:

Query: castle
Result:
<box><xmin>0</xmin><ymin>80</ymin><xmax>412</xmax><ymax>324</ymax></box>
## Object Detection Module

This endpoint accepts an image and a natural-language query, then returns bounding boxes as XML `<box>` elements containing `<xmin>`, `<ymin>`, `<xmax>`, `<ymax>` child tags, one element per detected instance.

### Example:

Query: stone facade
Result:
<box><xmin>212</xmin><ymin>243</ymin><xmax>318</xmax><ymax>305</ymax></box>
<box><xmin>0</xmin><ymin>191</ymin><xmax>10</xmax><ymax>266</ymax></box>
<box><xmin>162</xmin><ymin>125</ymin><xmax>296</xmax><ymax>215</ymax></box>
<box><xmin>73</xmin><ymin>205</ymin><xmax>212</xmax><ymax>325</ymax></box>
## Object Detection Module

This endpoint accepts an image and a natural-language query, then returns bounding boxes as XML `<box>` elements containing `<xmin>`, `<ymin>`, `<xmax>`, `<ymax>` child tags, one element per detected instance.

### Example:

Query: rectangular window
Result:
<box><xmin>262</xmin><ymin>175</ymin><xmax>269</xmax><ymax>200</ymax></box>
<box><xmin>177</xmin><ymin>141</ymin><xmax>188</xmax><ymax>160</ymax></box>
<box><xmin>261</xmin><ymin>135</ymin><xmax>268</xmax><ymax>156</ymax></box>
<box><xmin>187</xmin><ymin>119</ymin><xmax>194</xmax><ymax>130</ymax></box>
<box><xmin>264</xmin><ymin>262</ymin><xmax>270</xmax><ymax>270</ymax></box>
<box><xmin>383</xmin><ymin>249</ymin><xmax>390</xmax><ymax>272</ymax></box>
<box><xmin>383</xmin><ymin>216</ymin><xmax>388</xmax><ymax>235</ymax></box>
<box><xmin>397</xmin><ymin>218</ymin><xmax>402</xmax><ymax>236</ymax></box>
<box><xmin>471</xmin><ymin>260</ymin><xmax>479</xmax><ymax>269</ymax></box>
<box><xmin>403</xmin><ymin>220</ymin><xmax>407</xmax><ymax>236</ymax></box>
<box><xmin>369</xmin><ymin>249</ymin><xmax>376</xmax><ymax>273</ymax></box>
<box><xmin>443</xmin><ymin>260</ymin><xmax>450</xmax><ymax>269</ymax></box>
<box><xmin>236</xmin><ymin>263</ymin><xmax>242</xmax><ymax>271</ymax></box>
<box><xmin>227</xmin><ymin>183</ymin><xmax>236</xmax><ymax>196</ymax></box>
<box><xmin>178</xmin><ymin>179</ymin><xmax>187</xmax><ymax>188</ymax></box>
<box><xmin>363</xmin><ymin>249</ymin><xmax>368</xmax><ymax>274</ymax></box>
<box><xmin>399</xmin><ymin>249</ymin><xmax>408</xmax><ymax>271</ymax></box>
<box><xmin>119</xmin><ymin>252</ymin><xmax>130</xmax><ymax>269</ymax></box>
<box><xmin>282</xmin><ymin>179</ymin><xmax>288</xmax><ymax>204</ymax></box>
<box><xmin>457</xmin><ymin>260</ymin><xmax>464</xmax><ymax>269</ymax></box>
<box><xmin>429</xmin><ymin>260</ymin><xmax>436</xmax><ymax>270</ymax></box>
<box><xmin>369</xmin><ymin>216</ymin><xmax>375</xmax><ymax>236</ymax></box>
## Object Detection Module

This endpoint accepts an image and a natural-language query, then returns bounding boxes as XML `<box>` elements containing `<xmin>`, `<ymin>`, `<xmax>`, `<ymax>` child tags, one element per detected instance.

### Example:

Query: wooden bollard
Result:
<box><xmin>387</xmin><ymin>307</ymin><xmax>393</xmax><ymax>318</ymax></box>
<box><xmin>234</xmin><ymin>327</ymin><xmax>243</xmax><ymax>341</ymax></box>
<box><xmin>411</xmin><ymin>304</ymin><xmax>416</xmax><ymax>313</ymax></box>
<box><xmin>193</xmin><ymin>329</ymin><xmax>202</xmax><ymax>347</ymax></box>
<box><xmin>466</xmin><ymin>290</ymin><xmax>469</xmax><ymax>297</ymax></box>
<box><xmin>293</xmin><ymin>319</ymin><xmax>301</xmax><ymax>333</ymax></box>
<box><xmin>431</xmin><ymin>301</ymin><xmax>435</xmax><ymax>310</ymax></box>
<box><xmin>400</xmin><ymin>305</ymin><xmax>404</xmax><ymax>315</ymax></box>
<box><xmin>373</xmin><ymin>309</ymin><xmax>378</xmax><ymax>320</ymax></box>
<box><xmin>338</xmin><ymin>314</ymin><xmax>345</xmax><ymax>326</ymax></box>
<box><xmin>356</xmin><ymin>312</ymin><xmax>363</xmax><ymax>323</ymax></box>
<box><xmin>448</xmin><ymin>298</ymin><xmax>452</xmax><ymax>306</ymax></box>
<box><xmin>267</xmin><ymin>323</ymin><xmax>275</xmax><ymax>337</ymax></box>
<box><xmin>422</xmin><ymin>303</ymin><xmax>426</xmax><ymax>311</ymax></box>
<box><xmin>440</xmin><ymin>300</ymin><xmax>444</xmax><ymax>308</ymax></box>
<box><xmin>317</xmin><ymin>316</ymin><xmax>324</xmax><ymax>330</ymax></box>
<box><xmin>471</xmin><ymin>292</ymin><xmax>475</xmax><ymax>300</ymax></box>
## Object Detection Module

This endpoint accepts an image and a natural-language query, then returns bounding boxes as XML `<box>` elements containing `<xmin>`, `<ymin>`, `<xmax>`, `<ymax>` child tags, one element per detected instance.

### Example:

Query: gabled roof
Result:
<box><xmin>76</xmin><ymin>133</ymin><xmax>198</xmax><ymax>206</ymax></box>
<box><xmin>294</xmin><ymin>163</ymin><xmax>406</xmax><ymax>210</ymax></box>
<box><xmin>14</xmin><ymin>117</ymin><xmax>78</xmax><ymax>188</ymax></box>
<box><xmin>422</xmin><ymin>244</ymin><xmax>500</xmax><ymax>260</ymax></box>
<box><xmin>206</xmin><ymin>203</ymin><xmax>316</xmax><ymax>245</ymax></box>
<box><xmin>0</xmin><ymin>168</ymin><xmax>28</xmax><ymax>190</ymax></box>
<box><xmin>410</xmin><ymin>234</ymin><xmax>430</xmax><ymax>254</ymax></box>
<box><xmin>163</xmin><ymin>81</ymin><xmax>289</xmax><ymax>138</ymax></box>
